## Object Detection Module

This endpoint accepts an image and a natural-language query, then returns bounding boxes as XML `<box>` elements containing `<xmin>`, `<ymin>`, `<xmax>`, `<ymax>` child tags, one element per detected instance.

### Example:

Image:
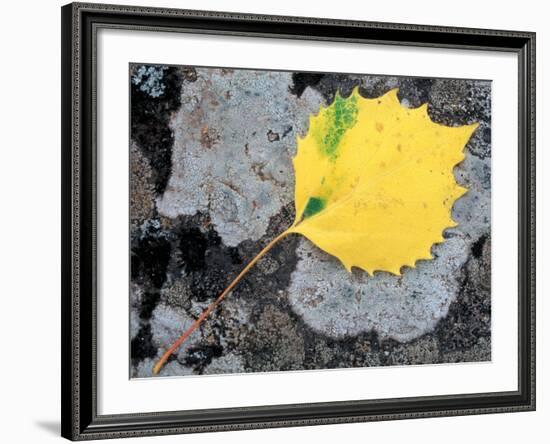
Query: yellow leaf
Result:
<box><xmin>288</xmin><ymin>87</ymin><xmax>478</xmax><ymax>275</ymax></box>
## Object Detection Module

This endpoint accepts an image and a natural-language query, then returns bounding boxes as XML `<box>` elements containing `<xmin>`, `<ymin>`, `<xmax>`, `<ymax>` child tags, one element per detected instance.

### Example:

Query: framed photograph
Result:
<box><xmin>61</xmin><ymin>2</ymin><xmax>535</xmax><ymax>440</ymax></box>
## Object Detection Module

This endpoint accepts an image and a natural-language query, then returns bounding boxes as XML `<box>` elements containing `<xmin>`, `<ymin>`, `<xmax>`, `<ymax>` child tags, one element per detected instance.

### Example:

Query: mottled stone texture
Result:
<box><xmin>130</xmin><ymin>64</ymin><xmax>491</xmax><ymax>378</ymax></box>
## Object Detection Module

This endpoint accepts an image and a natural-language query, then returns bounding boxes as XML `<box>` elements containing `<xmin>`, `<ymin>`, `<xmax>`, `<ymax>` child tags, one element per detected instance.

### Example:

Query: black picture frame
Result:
<box><xmin>61</xmin><ymin>2</ymin><xmax>536</xmax><ymax>440</ymax></box>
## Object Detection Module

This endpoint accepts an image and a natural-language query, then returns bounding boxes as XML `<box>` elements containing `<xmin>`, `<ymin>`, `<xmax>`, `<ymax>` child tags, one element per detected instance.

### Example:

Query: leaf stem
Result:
<box><xmin>152</xmin><ymin>229</ymin><xmax>292</xmax><ymax>375</ymax></box>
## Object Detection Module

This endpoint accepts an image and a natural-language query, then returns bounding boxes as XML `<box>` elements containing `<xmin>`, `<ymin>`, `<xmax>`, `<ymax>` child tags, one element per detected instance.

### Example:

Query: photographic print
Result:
<box><xmin>129</xmin><ymin>64</ymin><xmax>491</xmax><ymax>378</ymax></box>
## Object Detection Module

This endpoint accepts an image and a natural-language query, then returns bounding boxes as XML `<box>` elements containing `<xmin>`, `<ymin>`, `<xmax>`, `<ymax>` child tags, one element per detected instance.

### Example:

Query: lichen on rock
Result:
<box><xmin>130</xmin><ymin>64</ymin><xmax>492</xmax><ymax>377</ymax></box>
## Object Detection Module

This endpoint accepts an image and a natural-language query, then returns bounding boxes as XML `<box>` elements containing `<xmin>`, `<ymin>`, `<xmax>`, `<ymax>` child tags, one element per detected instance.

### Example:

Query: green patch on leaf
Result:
<box><xmin>303</xmin><ymin>196</ymin><xmax>326</xmax><ymax>219</ymax></box>
<box><xmin>318</xmin><ymin>94</ymin><xmax>358</xmax><ymax>160</ymax></box>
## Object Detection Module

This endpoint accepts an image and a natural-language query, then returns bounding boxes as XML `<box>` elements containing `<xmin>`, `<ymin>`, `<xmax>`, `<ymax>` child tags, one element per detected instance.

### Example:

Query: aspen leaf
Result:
<box><xmin>288</xmin><ymin>87</ymin><xmax>478</xmax><ymax>275</ymax></box>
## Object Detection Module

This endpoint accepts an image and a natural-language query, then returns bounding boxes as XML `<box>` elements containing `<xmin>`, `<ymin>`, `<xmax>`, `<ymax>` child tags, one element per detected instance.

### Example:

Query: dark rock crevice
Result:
<box><xmin>130</xmin><ymin>64</ymin><xmax>183</xmax><ymax>195</ymax></box>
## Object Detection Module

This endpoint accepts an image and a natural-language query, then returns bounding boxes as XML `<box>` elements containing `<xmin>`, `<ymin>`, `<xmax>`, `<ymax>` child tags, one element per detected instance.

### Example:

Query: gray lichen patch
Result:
<box><xmin>287</xmin><ymin>235</ymin><xmax>470</xmax><ymax>342</ymax></box>
<box><xmin>150</xmin><ymin>303</ymin><xmax>198</xmax><ymax>359</ymax></box>
<box><xmin>156</xmin><ymin>68</ymin><xmax>324</xmax><ymax>246</ymax></box>
<box><xmin>202</xmin><ymin>353</ymin><xmax>245</xmax><ymax>375</ymax></box>
<box><xmin>131</xmin><ymin>65</ymin><xmax>168</xmax><ymax>98</ymax></box>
